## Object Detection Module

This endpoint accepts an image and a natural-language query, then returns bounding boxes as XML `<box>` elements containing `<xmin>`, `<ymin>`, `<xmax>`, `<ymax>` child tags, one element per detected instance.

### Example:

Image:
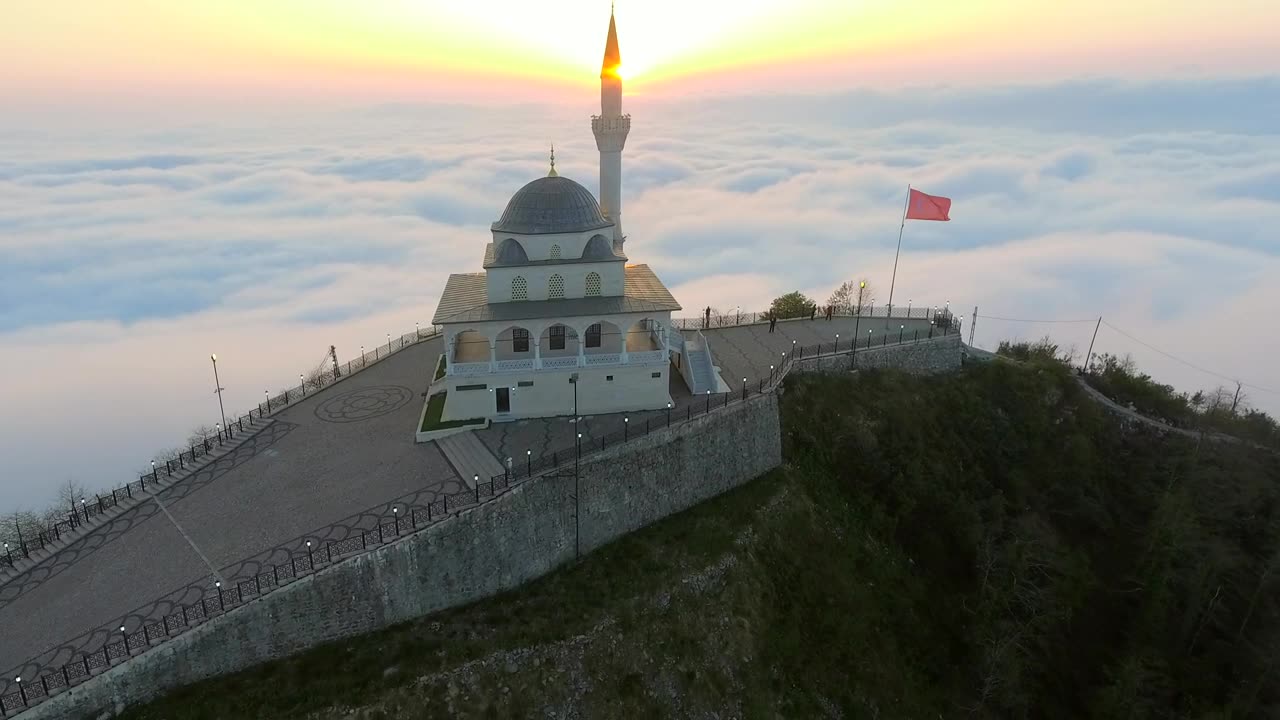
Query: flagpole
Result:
<box><xmin>886</xmin><ymin>184</ymin><xmax>910</xmax><ymax>327</ymax></box>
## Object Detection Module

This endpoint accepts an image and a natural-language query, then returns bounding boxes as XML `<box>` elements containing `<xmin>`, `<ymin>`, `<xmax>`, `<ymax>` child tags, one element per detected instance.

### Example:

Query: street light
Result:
<box><xmin>15</xmin><ymin>676</ymin><xmax>23</xmax><ymax>705</ymax></box>
<box><xmin>215</xmin><ymin>580</ymin><xmax>224</xmax><ymax>611</ymax></box>
<box><xmin>210</xmin><ymin>354</ymin><xmax>227</xmax><ymax>430</ymax></box>
<box><xmin>666</xmin><ymin>401</ymin><xmax>672</xmax><ymax>425</ymax></box>
<box><xmin>526</xmin><ymin>448</ymin><xmax>532</xmax><ymax>476</ymax></box>
<box><xmin>393</xmin><ymin>506</ymin><xmax>399</xmax><ymax>534</ymax></box>
<box><xmin>265</xmin><ymin>389</ymin><xmax>271</xmax><ymax>413</ymax></box>
<box><xmin>121</xmin><ymin>625</ymin><xmax>130</xmax><ymax>654</ymax></box>
<box><xmin>4</xmin><ymin>542</ymin><xmax>10</xmax><ymax>565</ymax></box>
<box><xmin>300</xmin><ymin>374</ymin><xmax>305</xmax><ymax>397</ymax></box>
<box><xmin>900</xmin><ymin>324</ymin><xmax>905</xmax><ymax>343</ymax></box>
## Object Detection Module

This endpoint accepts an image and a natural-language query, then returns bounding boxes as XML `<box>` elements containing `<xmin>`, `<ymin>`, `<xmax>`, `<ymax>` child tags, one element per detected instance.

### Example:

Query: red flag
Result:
<box><xmin>905</xmin><ymin>188</ymin><xmax>951</xmax><ymax>221</ymax></box>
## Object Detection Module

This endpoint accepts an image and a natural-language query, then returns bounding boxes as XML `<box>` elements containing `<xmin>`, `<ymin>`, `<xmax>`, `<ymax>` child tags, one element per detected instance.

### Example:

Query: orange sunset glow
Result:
<box><xmin>4</xmin><ymin>0</ymin><xmax>1277</xmax><ymax>105</ymax></box>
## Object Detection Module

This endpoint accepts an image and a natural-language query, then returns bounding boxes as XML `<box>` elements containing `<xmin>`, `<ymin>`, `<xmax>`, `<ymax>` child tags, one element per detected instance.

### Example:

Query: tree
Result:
<box><xmin>827</xmin><ymin>282</ymin><xmax>855</xmax><ymax>314</ymax></box>
<box><xmin>769</xmin><ymin>291</ymin><xmax>815</xmax><ymax>320</ymax></box>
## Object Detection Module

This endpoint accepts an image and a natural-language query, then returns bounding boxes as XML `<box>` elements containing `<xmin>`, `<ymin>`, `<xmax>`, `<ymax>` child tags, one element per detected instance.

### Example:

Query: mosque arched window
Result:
<box><xmin>548</xmin><ymin>274</ymin><xmax>565</xmax><ymax>299</ymax></box>
<box><xmin>549</xmin><ymin>244</ymin><xmax>562</xmax><ymax>260</ymax></box>
<box><xmin>585</xmin><ymin>272</ymin><xmax>602</xmax><ymax>297</ymax></box>
<box><xmin>511</xmin><ymin>276</ymin><xmax>528</xmax><ymax>301</ymax></box>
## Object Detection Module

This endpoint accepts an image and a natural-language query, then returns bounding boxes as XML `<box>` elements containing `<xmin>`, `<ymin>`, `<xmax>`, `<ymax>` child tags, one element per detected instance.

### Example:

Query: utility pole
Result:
<box><xmin>969</xmin><ymin>306</ymin><xmax>978</xmax><ymax>346</ymax></box>
<box><xmin>1231</xmin><ymin>381</ymin><xmax>1243</xmax><ymax>415</ymax></box>
<box><xmin>1083</xmin><ymin>316</ymin><xmax>1102</xmax><ymax>374</ymax></box>
<box><xmin>330</xmin><ymin>345</ymin><xmax>340</xmax><ymax>378</ymax></box>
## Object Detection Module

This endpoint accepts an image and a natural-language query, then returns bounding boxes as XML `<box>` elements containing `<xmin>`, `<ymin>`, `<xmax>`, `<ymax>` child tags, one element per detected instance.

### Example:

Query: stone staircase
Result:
<box><xmin>436</xmin><ymin>430</ymin><xmax>505</xmax><ymax>488</ymax></box>
<box><xmin>685</xmin><ymin>331</ymin><xmax>720</xmax><ymax>394</ymax></box>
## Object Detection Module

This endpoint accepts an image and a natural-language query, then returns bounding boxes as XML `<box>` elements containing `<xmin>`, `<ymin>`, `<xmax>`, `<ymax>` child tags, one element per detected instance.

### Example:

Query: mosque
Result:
<box><xmin>431</xmin><ymin>10</ymin><xmax>719</xmax><ymax>422</ymax></box>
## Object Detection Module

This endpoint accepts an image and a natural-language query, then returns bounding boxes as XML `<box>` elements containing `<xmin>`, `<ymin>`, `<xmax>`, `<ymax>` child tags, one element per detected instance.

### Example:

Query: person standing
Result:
<box><xmin>825</xmin><ymin>304</ymin><xmax>833</xmax><ymax>321</ymax></box>
<box><xmin>810</xmin><ymin>305</ymin><xmax>816</xmax><ymax>321</ymax></box>
<box><xmin>704</xmin><ymin>306</ymin><xmax>711</xmax><ymax>329</ymax></box>
<box><xmin>769</xmin><ymin>314</ymin><xmax>777</xmax><ymax>333</ymax></box>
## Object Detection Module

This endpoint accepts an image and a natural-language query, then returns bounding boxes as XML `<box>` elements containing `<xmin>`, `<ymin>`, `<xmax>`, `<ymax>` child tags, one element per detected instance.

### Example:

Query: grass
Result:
<box><xmin>419</xmin><ymin>392</ymin><xmax>483</xmax><ymax>433</ymax></box>
<box><xmin>114</xmin><ymin>362</ymin><xmax>1280</xmax><ymax>719</ymax></box>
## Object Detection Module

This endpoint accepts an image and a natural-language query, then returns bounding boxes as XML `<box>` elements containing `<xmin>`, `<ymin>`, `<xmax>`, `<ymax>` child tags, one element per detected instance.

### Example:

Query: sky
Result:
<box><xmin>1</xmin><ymin>1</ymin><xmax>1279</xmax><ymax>511</ymax></box>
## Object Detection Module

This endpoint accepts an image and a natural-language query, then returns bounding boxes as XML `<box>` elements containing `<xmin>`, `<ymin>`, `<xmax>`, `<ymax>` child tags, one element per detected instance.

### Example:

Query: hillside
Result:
<box><xmin>117</xmin><ymin>360</ymin><xmax>1280</xmax><ymax>719</ymax></box>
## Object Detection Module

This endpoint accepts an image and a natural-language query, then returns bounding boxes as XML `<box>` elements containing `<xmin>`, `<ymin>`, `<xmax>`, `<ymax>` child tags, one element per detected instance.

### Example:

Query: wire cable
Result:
<box><xmin>976</xmin><ymin>314</ymin><xmax>1097</xmax><ymax>324</ymax></box>
<box><xmin>1100</xmin><ymin>320</ymin><xmax>1279</xmax><ymax>395</ymax></box>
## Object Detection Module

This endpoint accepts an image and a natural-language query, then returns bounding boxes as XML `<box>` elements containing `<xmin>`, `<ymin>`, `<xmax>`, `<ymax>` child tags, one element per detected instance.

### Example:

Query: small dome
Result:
<box><xmin>492</xmin><ymin>176</ymin><xmax>614</xmax><ymax>235</ymax></box>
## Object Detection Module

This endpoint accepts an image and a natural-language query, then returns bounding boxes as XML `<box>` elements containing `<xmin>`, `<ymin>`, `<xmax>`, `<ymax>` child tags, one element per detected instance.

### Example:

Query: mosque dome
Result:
<box><xmin>492</xmin><ymin>175</ymin><xmax>614</xmax><ymax>235</ymax></box>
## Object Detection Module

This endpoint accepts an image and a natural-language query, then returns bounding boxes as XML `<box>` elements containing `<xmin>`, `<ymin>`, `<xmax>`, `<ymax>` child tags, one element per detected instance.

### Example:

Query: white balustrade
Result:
<box><xmin>541</xmin><ymin>356</ymin><xmax>580</xmax><ymax>370</ymax></box>
<box><xmin>495</xmin><ymin>359</ymin><xmax>535</xmax><ymax>372</ymax></box>
<box><xmin>627</xmin><ymin>350</ymin><xmax>667</xmax><ymax>365</ymax></box>
<box><xmin>584</xmin><ymin>353</ymin><xmax>621</xmax><ymax>366</ymax></box>
<box><xmin>450</xmin><ymin>362</ymin><xmax>492</xmax><ymax>376</ymax></box>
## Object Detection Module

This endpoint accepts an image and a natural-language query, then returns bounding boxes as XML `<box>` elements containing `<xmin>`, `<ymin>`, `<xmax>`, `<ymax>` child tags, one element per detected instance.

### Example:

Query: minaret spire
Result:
<box><xmin>601</xmin><ymin>7</ymin><xmax>621</xmax><ymax>79</ymax></box>
<box><xmin>548</xmin><ymin>143</ymin><xmax>558</xmax><ymax>177</ymax></box>
<box><xmin>593</xmin><ymin>5</ymin><xmax>630</xmax><ymax>248</ymax></box>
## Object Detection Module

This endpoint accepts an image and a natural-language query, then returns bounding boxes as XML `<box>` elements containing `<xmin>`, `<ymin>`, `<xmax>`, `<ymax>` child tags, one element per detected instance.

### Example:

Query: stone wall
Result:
<box><xmin>791</xmin><ymin>333</ymin><xmax>962</xmax><ymax>377</ymax></box>
<box><xmin>26</xmin><ymin>393</ymin><xmax>782</xmax><ymax>720</ymax></box>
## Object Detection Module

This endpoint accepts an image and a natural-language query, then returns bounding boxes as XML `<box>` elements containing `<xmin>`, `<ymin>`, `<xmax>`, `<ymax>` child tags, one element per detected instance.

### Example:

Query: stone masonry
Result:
<box><xmin>20</xmin><ymin>392</ymin><xmax>782</xmax><ymax>720</ymax></box>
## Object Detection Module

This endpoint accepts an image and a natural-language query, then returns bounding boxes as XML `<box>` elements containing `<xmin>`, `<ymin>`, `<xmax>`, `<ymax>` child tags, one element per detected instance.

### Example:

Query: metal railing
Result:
<box><xmin>0</xmin><ymin>327</ymin><xmax>443</xmax><ymax>573</ymax></box>
<box><xmin>0</xmin><ymin>320</ymin><xmax>963</xmax><ymax>716</ymax></box>
<box><xmin>673</xmin><ymin>303</ymin><xmax>955</xmax><ymax>330</ymax></box>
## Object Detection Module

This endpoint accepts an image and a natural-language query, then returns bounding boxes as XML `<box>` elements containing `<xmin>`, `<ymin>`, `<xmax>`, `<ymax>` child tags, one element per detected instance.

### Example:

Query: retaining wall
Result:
<box><xmin>792</xmin><ymin>333</ymin><xmax>962</xmax><ymax>376</ymax></box>
<box><xmin>25</xmin><ymin>393</ymin><xmax>782</xmax><ymax>720</ymax></box>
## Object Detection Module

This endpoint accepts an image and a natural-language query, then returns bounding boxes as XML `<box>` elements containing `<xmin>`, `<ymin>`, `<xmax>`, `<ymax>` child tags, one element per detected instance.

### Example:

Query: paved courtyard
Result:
<box><xmin>0</xmin><ymin>314</ymin><xmax>951</xmax><ymax>692</ymax></box>
<box><xmin>0</xmin><ymin>338</ymin><xmax>461</xmax><ymax>689</ymax></box>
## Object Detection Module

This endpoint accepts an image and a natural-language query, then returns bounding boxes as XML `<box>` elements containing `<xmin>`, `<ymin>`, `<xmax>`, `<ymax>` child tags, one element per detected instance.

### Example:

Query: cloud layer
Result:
<box><xmin>1</xmin><ymin>77</ymin><xmax>1278</xmax><ymax>510</ymax></box>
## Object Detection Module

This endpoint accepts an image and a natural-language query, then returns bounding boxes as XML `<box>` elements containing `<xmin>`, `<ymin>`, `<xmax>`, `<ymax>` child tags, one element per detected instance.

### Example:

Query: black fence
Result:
<box><xmin>0</xmin><ymin>323</ymin><xmax>962</xmax><ymax>716</ymax></box>
<box><xmin>0</xmin><ymin>472</ymin><xmax>508</xmax><ymax>716</ymax></box>
<box><xmin>672</xmin><ymin>303</ymin><xmax>958</xmax><ymax>330</ymax></box>
<box><xmin>490</xmin><ymin>316</ymin><xmax>964</xmax><ymax>487</ymax></box>
<box><xmin>0</xmin><ymin>328</ymin><xmax>443</xmax><ymax>572</ymax></box>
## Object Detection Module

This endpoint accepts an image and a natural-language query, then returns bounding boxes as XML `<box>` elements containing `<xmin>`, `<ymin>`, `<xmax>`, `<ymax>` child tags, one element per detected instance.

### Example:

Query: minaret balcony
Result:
<box><xmin>591</xmin><ymin>114</ymin><xmax>632</xmax><ymax>134</ymax></box>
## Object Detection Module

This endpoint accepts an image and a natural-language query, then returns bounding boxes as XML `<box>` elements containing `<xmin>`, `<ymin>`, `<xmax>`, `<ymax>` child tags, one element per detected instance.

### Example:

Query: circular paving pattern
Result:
<box><xmin>314</xmin><ymin>385</ymin><xmax>414</xmax><ymax>423</ymax></box>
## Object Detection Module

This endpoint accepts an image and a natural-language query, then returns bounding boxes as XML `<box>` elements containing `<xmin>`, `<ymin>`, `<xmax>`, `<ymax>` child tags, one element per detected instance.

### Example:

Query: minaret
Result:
<box><xmin>592</xmin><ymin>6</ymin><xmax>630</xmax><ymax>250</ymax></box>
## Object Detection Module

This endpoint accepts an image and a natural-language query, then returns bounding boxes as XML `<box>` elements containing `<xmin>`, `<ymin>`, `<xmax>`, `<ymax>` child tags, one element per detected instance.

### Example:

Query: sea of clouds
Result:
<box><xmin>1</xmin><ymin>76</ymin><xmax>1277</xmax><ymax>510</ymax></box>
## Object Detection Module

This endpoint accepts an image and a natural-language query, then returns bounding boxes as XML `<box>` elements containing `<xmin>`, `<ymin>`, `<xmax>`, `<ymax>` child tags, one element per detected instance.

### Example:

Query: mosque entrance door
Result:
<box><xmin>496</xmin><ymin>387</ymin><xmax>511</xmax><ymax>414</ymax></box>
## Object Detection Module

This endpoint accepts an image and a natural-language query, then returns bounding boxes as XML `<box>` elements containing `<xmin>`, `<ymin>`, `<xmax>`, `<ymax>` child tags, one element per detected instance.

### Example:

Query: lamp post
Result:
<box><xmin>526</xmin><ymin>449</ymin><xmax>532</xmax><ymax>477</ymax></box>
<box><xmin>306</xmin><ymin>540</ymin><xmax>312</xmax><ymax>568</ymax></box>
<box><xmin>742</xmin><ymin>377</ymin><xmax>748</xmax><ymax>401</ymax></box>
<box><xmin>80</xmin><ymin>497</ymin><xmax>87</xmax><ymax>523</ymax></box>
<box><xmin>216</xmin><ymin>422</ymin><xmax>222</xmax><ymax>443</ymax></box>
<box><xmin>121</xmin><ymin>625</ymin><xmax>130</xmax><ymax>654</ymax></box>
<box><xmin>387</xmin><ymin>333</ymin><xmax>392</xmax><ymax>353</ymax></box>
<box><xmin>574</xmin><ymin>432</ymin><xmax>582</xmax><ymax>558</ymax></box>
<box><xmin>299</xmin><ymin>374</ymin><xmax>305</xmax><ymax>397</ymax></box>
<box><xmin>623</xmin><ymin>416</ymin><xmax>629</xmax><ymax>441</ymax></box>
<box><xmin>265</xmin><ymin>389</ymin><xmax>271</xmax><ymax>413</ymax></box>
<box><xmin>853</xmin><ymin>282</ymin><xmax>865</xmax><ymax>352</ymax></box>
<box><xmin>908</xmin><ymin>298</ymin><xmax>912</xmax><ymax>317</ymax></box>
<box><xmin>899</xmin><ymin>324</ymin><xmax>904</xmax><ymax>343</ymax></box>
<box><xmin>415</xmin><ymin>321</ymin><xmax>420</xmax><ymax>339</ymax></box>
<box><xmin>150</xmin><ymin>460</ymin><xmax>156</xmax><ymax>480</ymax></box>
<box><xmin>569</xmin><ymin>372</ymin><xmax>579</xmax><ymax>423</ymax></box>
<box><xmin>666</xmin><ymin>401</ymin><xmax>672</xmax><ymax>425</ymax></box>
<box><xmin>210</xmin><ymin>354</ymin><xmax>227</xmax><ymax>430</ymax></box>
<box><xmin>4</xmin><ymin>542</ymin><xmax>10</xmax><ymax>565</ymax></box>
<box><xmin>15</xmin><ymin>676</ymin><xmax>24</xmax><ymax>706</ymax></box>
<box><xmin>393</xmin><ymin>506</ymin><xmax>399</xmax><ymax>534</ymax></box>
<box><xmin>215</xmin><ymin>581</ymin><xmax>224</xmax><ymax>612</ymax></box>
<box><xmin>835</xmin><ymin>333</ymin><xmax>839</xmax><ymax>352</ymax></box>
<box><xmin>868</xmin><ymin>328</ymin><xmax>872</xmax><ymax>348</ymax></box>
